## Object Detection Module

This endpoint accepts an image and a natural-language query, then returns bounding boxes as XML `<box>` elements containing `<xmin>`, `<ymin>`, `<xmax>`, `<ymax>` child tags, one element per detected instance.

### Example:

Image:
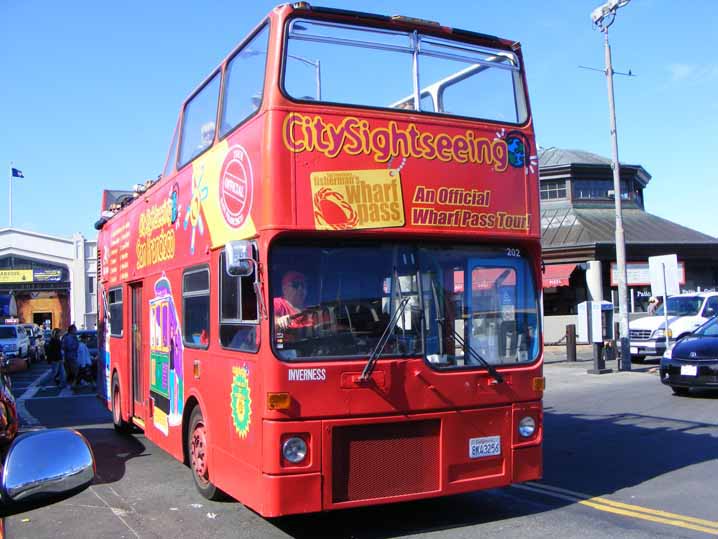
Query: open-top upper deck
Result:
<box><xmin>97</xmin><ymin>3</ymin><xmax>538</xmax><ymax>284</ymax></box>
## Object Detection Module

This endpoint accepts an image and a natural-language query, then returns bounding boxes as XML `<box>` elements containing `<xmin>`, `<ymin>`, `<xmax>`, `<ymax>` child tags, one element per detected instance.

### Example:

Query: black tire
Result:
<box><xmin>187</xmin><ymin>407</ymin><xmax>224</xmax><ymax>500</ymax></box>
<box><xmin>671</xmin><ymin>386</ymin><xmax>690</xmax><ymax>397</ymax></box>
<box><xmin>112</xmin><ymin>374</ymin><xmax>132</xmax><ymax>434</ymax></box>
<box><xmin>631</xmin><ymin>355</ymin><xmax>645</xmax><ymax>363</ymax></box>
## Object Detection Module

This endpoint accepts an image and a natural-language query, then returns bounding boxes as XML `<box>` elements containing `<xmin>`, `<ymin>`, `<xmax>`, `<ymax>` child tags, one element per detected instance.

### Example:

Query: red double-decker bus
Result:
<box><xmin>96</xmin><ymin>3</ymin><xmax>544</xmax><ymax>517</ymax></box>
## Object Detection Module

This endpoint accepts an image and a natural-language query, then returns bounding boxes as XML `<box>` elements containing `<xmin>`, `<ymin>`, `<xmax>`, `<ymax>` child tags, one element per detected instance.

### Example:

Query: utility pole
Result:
<box><xmin>591</xmin><ymin>0</ymin><xmax>632</xmax><ymax>370</ymax></box>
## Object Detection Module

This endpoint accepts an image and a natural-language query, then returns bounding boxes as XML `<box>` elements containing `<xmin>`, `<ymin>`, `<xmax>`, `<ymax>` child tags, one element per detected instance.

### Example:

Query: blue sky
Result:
<box><xmin>2</xmin><ymin>0</ymin><xmax>716</xmax><ymax>240</ymax></box>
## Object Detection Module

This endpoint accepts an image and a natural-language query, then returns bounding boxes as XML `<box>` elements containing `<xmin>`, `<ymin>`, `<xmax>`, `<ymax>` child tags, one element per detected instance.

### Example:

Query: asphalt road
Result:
<box><xmin>5</xmin><ymin>358</ymin><xmax>718</xmax><ymax>539</ymax></box>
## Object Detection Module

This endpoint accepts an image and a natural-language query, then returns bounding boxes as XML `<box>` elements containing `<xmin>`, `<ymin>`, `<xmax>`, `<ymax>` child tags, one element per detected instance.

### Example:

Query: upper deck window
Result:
<box><xmin>178</xmin><ymin>73</ymin><xmax>221</xmax><ymax>168</ymax></box>
<box><xmin>283</xmin><ymin>19</ymin><xmax>527</xmax><ymax>124</ymax></box>
<box><xmin>162</xmin><ymin>120</ymin><xmax>179</xmax><ymax>178</ymax></box>
<box><xmin>220</xmin><ymin>25</ymin><xmax>270</xmax><ymax>137</ymax></box>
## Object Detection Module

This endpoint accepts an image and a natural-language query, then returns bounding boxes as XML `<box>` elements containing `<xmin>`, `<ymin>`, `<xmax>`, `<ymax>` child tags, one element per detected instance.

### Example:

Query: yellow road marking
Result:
<box><xmin>512</xmin><ymin>482</ymin><xmax>718</xmax><ymax>536</ymax></box>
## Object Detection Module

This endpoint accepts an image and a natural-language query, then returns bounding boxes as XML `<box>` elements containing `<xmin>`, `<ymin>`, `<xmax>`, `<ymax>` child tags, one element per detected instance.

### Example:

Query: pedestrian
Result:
<box><xmin>74</xmin><ymin>338</ymin><xmax>94</xmax><ymax>388</ymax></box>
<box><xmin>647</xmin><ymin>296</ymin><xmax>662</xmax><ymax>315</ymax></box>
<box><xmin>61</xmin><ymin>324</ymin><xmax>79</xmax><ymax>386</ymax></box>
<box><xmin>46</xmin><ymin>329</ymin><xmax>67</xmax><ymax>387</ymax></box>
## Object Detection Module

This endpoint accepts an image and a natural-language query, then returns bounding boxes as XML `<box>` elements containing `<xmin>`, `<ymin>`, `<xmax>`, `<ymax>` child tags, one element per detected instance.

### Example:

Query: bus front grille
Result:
<box><xmin>331</xmin><ymin>419</ymin><xmax>440</xmax><ymax>503</ymax></box>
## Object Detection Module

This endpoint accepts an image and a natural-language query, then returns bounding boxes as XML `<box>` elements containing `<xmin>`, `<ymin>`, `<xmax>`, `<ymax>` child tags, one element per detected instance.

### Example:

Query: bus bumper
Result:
<box><xmin>261</xmin><ymin>402</ymin><xmax>542</xmax><ymax>516</ymax></box>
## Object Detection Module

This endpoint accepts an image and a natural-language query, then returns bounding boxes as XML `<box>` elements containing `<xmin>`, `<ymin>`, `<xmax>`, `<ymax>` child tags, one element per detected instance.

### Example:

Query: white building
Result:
<box><xmin>0</xmin><ymin>228</ymin><xmax>97</xmax><ymax>330</ymax></box>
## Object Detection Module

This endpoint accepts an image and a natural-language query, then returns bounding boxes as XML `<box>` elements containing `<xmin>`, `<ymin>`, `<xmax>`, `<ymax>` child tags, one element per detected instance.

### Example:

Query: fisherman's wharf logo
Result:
<box><xmin>310</xmin><ymin>169</ymin><xmax>404</xmax><ymax>231</ymax></box>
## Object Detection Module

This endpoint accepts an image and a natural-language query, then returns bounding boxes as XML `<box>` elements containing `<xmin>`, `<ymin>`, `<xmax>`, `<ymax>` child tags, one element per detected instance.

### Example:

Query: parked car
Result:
<box><xmin>21</xmin><ymin>323</ymin><xmax>45</xmax><ymax>362</ymax></box>
<box><xmin>0</xmin><ymin>325</ymin><xmax>31</xmax><ymax>361</ymax></box>
<box><xmin>660</xmin><ymin>315</ymin><xmax>718</xmax><ymax>396</ymax></box>
<box><xmin>0</xmin><ymin>352</ymin><xmax>18</xmax><ymax>445</ymax></box>
<box><xmin>628</xmin><ymin>292</ymin><xmax>718</xmax><ymax>361</ymax></box>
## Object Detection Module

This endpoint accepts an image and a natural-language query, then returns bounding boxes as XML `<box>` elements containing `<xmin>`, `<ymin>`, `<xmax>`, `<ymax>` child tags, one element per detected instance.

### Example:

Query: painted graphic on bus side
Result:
<box><xmin>149</xmin><ymin>274</ymin><xmax>184</xmax><ymax>436</ymax></box>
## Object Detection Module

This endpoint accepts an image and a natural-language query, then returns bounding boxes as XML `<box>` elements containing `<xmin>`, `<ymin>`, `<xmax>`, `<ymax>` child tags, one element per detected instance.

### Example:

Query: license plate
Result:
<box><xmin>469</xmin><ymin>435</ymin><xmax>501</xmax><ymax>459</ymax></box>
<box><xmin>630</xmin><ymin>347</ymin><xmax>638</xmax><ymax>355</ymax></box>
<box><xmin>681</xmin><ymin>365</ymin><xmax>697</xmax><ymax>376</ymax></box>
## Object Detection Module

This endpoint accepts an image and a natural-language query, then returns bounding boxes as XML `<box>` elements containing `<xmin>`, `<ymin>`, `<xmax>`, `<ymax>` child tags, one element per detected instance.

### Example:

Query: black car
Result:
<box><xmin>660</xmin><ymin>316</ymin><xmax>718</xmax><ymax>396</ymax></box>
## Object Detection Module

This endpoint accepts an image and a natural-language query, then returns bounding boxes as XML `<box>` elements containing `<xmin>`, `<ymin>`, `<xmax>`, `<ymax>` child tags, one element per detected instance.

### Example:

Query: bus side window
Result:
<box><xmin>108</xmin><ymin>287</ymin><xmax>124</xmax><ymax>337</ymax></box>
<box><xmin>219</xmin><ymin>251</ymin><xmax>259</xmax><ymax>352</ymax></box>
<box><xmin>183</xmin><ymin>267</ymin><xmax>210</xmax><ymax>348</ymax></box>
<box><xmin>220</xmin><ymin>24</ymin><xmax>270</xmax><ymax>138</ymax></box>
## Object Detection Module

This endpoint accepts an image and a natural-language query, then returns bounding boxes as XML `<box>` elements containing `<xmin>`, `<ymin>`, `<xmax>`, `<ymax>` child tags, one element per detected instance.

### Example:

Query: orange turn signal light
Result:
<box><xmin>267</xmin><ymin>392</ymin><xmax>292</xmax><ymax>411</ymax></box>
<box><xmin>532</xmin><ymin>377</ymin><xmax>546</xmax><ymax>392</ymax></box>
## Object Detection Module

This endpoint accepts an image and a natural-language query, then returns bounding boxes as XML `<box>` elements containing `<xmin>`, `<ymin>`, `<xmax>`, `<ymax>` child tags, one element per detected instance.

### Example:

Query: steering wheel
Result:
<box><xmin>284</xmin><ymin>305</ymin><xmax>333</xmax><ymax>332</ymax></box>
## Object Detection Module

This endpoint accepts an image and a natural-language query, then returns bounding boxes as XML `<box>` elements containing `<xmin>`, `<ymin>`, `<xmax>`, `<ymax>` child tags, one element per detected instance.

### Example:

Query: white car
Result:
<box><xmin>0</xmin><ymin>324</ymin><xmax>31</xmax><ymax>359</ymax></box>
<box><xmin>629</xmin><ymin>292</ymin><xmax>718</xmax><ymax>361</ymax></box>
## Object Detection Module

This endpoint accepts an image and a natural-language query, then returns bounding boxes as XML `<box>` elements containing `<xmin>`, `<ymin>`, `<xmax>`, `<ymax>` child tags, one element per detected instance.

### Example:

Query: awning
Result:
<box><xmin>542</xmin><ymin>263</ymin><xmax>578</xmax><ymax>288</ymax></box>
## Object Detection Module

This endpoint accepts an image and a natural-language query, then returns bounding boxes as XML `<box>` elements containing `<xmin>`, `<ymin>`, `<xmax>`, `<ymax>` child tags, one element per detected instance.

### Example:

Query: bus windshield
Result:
<box><xmin>283</xmin><ymin>18</ymin><xmax>527</xmax><ymax>124</ymax></box>
<box><xmin>271</xmin><ymin>241</ymin><xmax>540</xmax><ymax>367</ymax></box>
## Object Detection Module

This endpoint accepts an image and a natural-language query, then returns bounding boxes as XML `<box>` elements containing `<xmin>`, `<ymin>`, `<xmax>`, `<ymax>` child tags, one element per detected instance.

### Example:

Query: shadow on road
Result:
<box><xmin>541</xmin><ymin>397</ymin><xmax>718</xmax><ymax>495</ymax></box>
<box><xmin>271</xmin><ymin>488</ymin><xmax>541</xmax><ymax>539</ymax></box>
<box><xmin>270</xmin><ymin>401</ymin><xmax>718</xmax><ymax>538</ymax></box>
<box><xmin>79</xmin><ymin>426</ymin><xmax>150</xmax><ymax>485</ymax></box>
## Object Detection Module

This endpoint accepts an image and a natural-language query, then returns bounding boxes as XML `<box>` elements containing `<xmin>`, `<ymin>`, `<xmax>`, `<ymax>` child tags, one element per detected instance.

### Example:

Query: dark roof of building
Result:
<box><xmin>542</xmin><ymin>207</ymin><xmax>717</xmax><ymax>248</ymax></box>
<box><xmin>538</xmin><ymin>147</ymin><xmax>644</xmax><ymax>171</ymax></box>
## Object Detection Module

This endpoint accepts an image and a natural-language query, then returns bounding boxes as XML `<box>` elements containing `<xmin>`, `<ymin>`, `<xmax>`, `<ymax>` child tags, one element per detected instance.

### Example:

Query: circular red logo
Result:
<box><xmin>219</xmin><ymin>145</ymin><xmax>253</xmax><ymax>228</ymax></box>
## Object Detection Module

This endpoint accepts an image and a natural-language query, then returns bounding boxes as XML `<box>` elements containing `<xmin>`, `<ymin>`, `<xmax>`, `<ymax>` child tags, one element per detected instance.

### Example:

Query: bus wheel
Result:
<box><xmin>112</xmin><ymin>374</ymin><xmax>131</xmax><ymax>434</ymax></box>
<box><xmin>188</xmin><ymin>407</ymin><xmax>223</xmax><ymax>500</ymax></box>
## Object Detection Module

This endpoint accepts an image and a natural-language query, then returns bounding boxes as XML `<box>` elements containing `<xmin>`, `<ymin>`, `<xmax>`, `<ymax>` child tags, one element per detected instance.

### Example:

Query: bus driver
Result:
<box><xmin>274</xmin><ymin>271</ymin><xmax>311</xmax><ymax>330</ymax></box>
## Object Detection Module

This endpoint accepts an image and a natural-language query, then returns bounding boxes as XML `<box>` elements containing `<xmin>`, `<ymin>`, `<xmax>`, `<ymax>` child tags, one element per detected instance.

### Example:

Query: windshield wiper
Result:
<box><xmin>441</xmin><ymin>320</ymin><xmax>504</xmax><ymax>384</ymax></box>
<box><xmin>360</xmin><ymin>296</ymin><xmax>411</xmax><ymax>382</ymax></box>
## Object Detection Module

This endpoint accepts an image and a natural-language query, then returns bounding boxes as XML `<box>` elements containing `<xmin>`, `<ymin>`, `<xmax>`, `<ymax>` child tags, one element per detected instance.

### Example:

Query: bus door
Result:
<box><xmin>130</xmin><ymin>282</ymin><xmax>146</xmax><ymax>421</ymax></box>
<box><xmin>464</xmin><ymin>257</ymin><xmax>525</xmax><ymax>365</ymax></box>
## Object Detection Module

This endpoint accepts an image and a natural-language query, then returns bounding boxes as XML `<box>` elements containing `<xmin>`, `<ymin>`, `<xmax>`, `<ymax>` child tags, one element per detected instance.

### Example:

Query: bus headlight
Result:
<box><xmin>518</xmin><ymin>416</ymin><xmax>536</xmax><ymax>438</ymax></box>
<box><xmin>282</xmin><ymin>436</ymin><xmax>307</xmax><ymax>464</ymax></box>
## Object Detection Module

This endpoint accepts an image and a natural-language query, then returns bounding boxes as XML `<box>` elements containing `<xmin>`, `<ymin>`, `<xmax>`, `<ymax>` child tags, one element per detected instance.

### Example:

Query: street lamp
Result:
<box><xmin>591</xmin><ymin>0</ymin><xmax>632</xmax><ymax>371</ymax></box>
<box><xmin>287</xmin><ymin>54</ymin><xmax>322</xmax><ymax>101</ymax></box>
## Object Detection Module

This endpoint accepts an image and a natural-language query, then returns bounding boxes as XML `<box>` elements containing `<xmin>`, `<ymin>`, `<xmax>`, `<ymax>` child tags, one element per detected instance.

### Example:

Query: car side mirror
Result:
<box><xmin>0</xmin><ymin>429</ymin><xmax>95</xmax><ymax>516</ymax></box>
<box><xmin>705</xmin><ymin>307</ymin><xmax>716</xmax><ymax>318</ymax></box>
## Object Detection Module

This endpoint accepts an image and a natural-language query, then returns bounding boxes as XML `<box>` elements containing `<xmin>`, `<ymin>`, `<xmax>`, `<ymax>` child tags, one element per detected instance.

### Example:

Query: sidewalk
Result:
<box><xmin>544</xmin><ymin>344</ymin><xmax>594</xmax><ymax>364</ymax></box>
<box><xmin>544</xmin><ymin>344</ymin><xmax>660</xmax><ymax>374</ymax></box>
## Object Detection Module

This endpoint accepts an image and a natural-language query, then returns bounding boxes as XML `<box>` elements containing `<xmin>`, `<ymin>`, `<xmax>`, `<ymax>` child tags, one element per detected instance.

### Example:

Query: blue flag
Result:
<box><xmin>11</xmin><ymin>168</ymin><xmax>24</xmax><ymax>179</ymax></box>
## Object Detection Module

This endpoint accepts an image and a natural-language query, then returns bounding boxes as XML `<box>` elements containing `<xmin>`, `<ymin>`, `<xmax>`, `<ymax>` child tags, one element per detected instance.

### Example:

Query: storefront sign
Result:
<box><xmin>610</xmin><ymin>261</ymin><xmax>685</xmax><ymax>287</ymax></box>
<box><xmin>0</xmin><ymin>270</ymin><xmax>33</xmax><ymax>283</ymax></box>
<box><xmin>33</xmin><ymin>269</ymin><xmax>63</xmax><ymax>282</ymax></box>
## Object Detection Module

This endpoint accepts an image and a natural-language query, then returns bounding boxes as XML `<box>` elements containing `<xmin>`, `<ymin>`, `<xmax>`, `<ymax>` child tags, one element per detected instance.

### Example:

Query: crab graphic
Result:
<box><xmin>313</xmin><ymin>188</ymin><xmax>359</xmax><ymax>230</ymax></box>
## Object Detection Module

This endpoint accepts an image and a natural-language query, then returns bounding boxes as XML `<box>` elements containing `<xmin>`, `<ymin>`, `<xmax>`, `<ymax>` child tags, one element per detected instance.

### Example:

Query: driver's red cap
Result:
<box><xmin>282</xmin><ymin>271</ymin><xmax>306</xmax><ymax>287</ymax></box>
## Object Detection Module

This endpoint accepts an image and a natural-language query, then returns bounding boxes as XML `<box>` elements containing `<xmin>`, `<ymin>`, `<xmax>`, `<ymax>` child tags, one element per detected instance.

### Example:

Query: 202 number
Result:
<box><xmin>506</xmin><ymin>248</ymin><xmax>521</xmax><ymax>257</ymax></box>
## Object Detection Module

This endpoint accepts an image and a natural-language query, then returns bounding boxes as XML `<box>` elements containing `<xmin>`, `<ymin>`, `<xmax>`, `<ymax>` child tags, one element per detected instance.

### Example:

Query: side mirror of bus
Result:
<box><xmin>224</xmin><ymin>241</ymin><xmax>254</xmax><ymax>277</ymax></box>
